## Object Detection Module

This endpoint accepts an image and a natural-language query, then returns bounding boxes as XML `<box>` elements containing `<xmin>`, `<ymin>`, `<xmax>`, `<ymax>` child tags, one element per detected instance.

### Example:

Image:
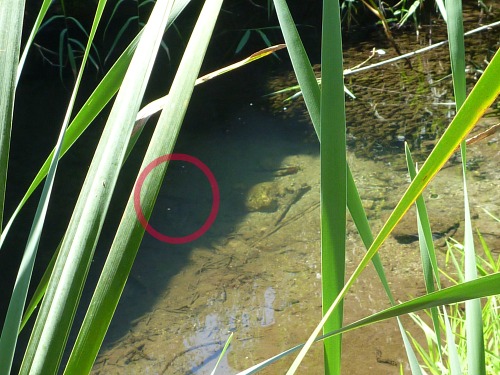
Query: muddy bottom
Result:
<box><xmin>90</xmin><ymin>104</ymin><xmax>498</xmax><ymax>374</ymax></box>
<box><xmin>90</xmin><ymin>5</ymin><xmax>499</xmax><ymax>375</ymax></box>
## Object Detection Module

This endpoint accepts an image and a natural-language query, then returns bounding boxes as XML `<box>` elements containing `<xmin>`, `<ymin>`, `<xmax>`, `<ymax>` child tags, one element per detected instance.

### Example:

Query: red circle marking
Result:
<box><xmin>133</xmin><ymin>154</ymin><xmax>219</xmax><ymax>244</ymax></box>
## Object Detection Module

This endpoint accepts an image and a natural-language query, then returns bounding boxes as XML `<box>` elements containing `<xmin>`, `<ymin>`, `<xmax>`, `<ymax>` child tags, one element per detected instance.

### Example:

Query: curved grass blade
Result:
<box><xmin>104</xmin><ymin>16</ymin><xmax>140</xmax><ymax>64</ymax></box>
<box><xmin>63</xmin><ymin>1</ymin><xmax>224</xmax><ymax>373</ymax></box>
<box><xmin>235</xmin><ymin>29</ymin><xmax>251</xmax><ymax>54</ymax></box>
<box><xmin>0</xmin><ymin>0</ymin><xmax>27</xmax><ymax>370</ymax></box>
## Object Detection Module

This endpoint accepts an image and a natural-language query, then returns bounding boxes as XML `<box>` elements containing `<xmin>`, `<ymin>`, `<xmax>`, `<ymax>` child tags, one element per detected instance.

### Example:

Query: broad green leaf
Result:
<box><xmin>446</xmin><ymin>0</ymin><xmax>485</xmax><ymax>372</ymax></box>
<box><xmin>317</xmin><ymin>1</ymin><xmax>347</xmax><ymax>374</ymax></box>
<box><xmin>0</xmin><ymin>0</ymin><xmax>26</xmax><ymax>371</ymax></box>
<box><xmin>0</xmin><ymin>0</ymin><xmax>25</xmax><ymax>233</ymax></box>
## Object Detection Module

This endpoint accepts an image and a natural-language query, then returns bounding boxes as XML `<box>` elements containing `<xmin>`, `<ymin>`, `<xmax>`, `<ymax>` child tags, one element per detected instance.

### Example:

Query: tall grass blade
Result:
<box><xmin>461</xmin><ymin>145</ymin><xmax>486</xmax><ymax>374</ymax></box>
<box><xmin>0</xmin><ymin>1</ymin><xmax>26</xmax><ymax>370</ymax></box>
<box><xmin>64</xmin><ymin>1</ymin><xmax>223</xmax><ymax>372</ymax></box>
<box><xmin>318</xmin><ymin>0</ymin><xmax>346</xmax><ymax>373</ymax></box>
<box><xmin>446</xmin><ymin>0</ymin><xmax>485</xmax><ymax>372</ymax></box>
<box><xmin>18</xmin><ymin>1</ymin><xmax>177</xmax><ymax>373</ymax></box>
<box><xmin>0</xmin><ymin>0</ymin><xmax>25</xmax><ymax>233</ymax></box>
<box><xmin>273</xmin><ymin>0</ymin><xmax>320</xmax><ymax>135</ymax></box>
<box><xmin>285</xmin><ymin>47</ymin><xmax>500</xmax><ymax>372</ymax></box>
<box><xmin>443</xmin><ymin>307</ymin><xmax>463</xmax><ymax>374</ymax></box>
<box><xmin>405</xmin><ymin>144</ymin><xmax>444</xmax><ymax>361</ymax></box>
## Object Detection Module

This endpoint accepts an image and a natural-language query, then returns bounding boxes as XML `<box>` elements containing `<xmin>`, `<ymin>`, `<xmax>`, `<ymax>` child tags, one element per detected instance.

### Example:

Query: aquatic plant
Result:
<box><xmin>34</xmin><ymin>0</ymin><xmax>102</xmax><ymax>80</ymax></box>
<box><xmin>0</xmin><ymin>0</ymin><xmax>499</xmax><ymax>375</ymax></box>
<box><xmin>407</xmin><ymin>233</ymin><xmax>500</xmax><ymax>374</ymax></box>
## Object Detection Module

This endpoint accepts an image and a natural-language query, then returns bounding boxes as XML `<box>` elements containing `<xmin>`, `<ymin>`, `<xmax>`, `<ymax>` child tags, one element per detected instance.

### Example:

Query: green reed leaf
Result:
<box><xmin>316</xmin><ymin>0</ymin><xmax>347</xmax><ymax>374</ymax></box>
<box><xmin>64</xmin><ymin>1</ymin><xmax>223</xmax><ymax>373</ymax></box>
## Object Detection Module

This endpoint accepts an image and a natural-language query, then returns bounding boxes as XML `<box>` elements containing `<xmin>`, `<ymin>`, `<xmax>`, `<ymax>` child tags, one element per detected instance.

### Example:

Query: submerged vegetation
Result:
<box><xmin>0</xmin><ymin>0</ymin><xmax>499</xmax><ymax>374</ymax></box>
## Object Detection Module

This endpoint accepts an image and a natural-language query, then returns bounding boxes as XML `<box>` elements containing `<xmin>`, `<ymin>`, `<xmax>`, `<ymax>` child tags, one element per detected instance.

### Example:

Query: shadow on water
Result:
<box><xmin>93</xmin><ymin>65</ymin><xmax>321</xmax><ymax>372</ymax></box>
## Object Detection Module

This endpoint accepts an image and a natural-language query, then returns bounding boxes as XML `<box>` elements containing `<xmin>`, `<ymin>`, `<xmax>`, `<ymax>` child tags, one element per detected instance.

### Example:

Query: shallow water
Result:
<box><xmin>91</xmin><ymin>6</ymin><xmax>499</xmax><ymax>375</ymax></box>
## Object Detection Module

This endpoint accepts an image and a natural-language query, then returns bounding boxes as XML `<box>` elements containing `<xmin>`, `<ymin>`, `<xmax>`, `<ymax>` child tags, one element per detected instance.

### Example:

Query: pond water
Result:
<box><xmin>89</xmin><ymin>6</ymin><xmax>499</xmax><ymax>375</ymax></box>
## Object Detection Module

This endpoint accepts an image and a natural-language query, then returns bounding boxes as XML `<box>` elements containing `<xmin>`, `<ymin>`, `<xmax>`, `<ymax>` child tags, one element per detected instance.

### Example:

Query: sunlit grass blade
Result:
<box><xmin>461</xmin><ymin>144</ymin><xmax>486</xmax><ymax>374</ymax></box>
<box><xmin>443</xmin><ymin>306</ymin><xmax>463</xmax><ymax>375</ymax></box>
<box><xmin>19</xmin><ymin>240</ymin><xmax>61</xmax><ymax>331</ymax></box>
<box><xmin>407</xmin><ymin>143</ymin><xmax>462</xmax><ymax>374</ymax></box>
<box><xmin>135</xmin><ymin>44</ymin><xmax>286</xmax><ymax>124</ymax></box>
<box><xmin>446</xmin><ymin>0</ymin><xmax>486</xmax><ymax>371</ymax></box>
<box><xmin>285</xmin><ymin>46</ymin><xmax>500</xmax><ymax>372</ymax></box>
<box><xmin>318</xmin><ymin>0</ymin><xmax>347</xmax><ymax>373</ymax></box>
<box><xmin>63</xmin><ymin>1</ymin><xmax>224</xmax><ymax>372</ymax></box>
<box><xmin>210</xmin><ymin>332</ymin><xmax>234</xmax><ymax>375</ymax></box>
<box><xmin>0</xmin><ymin>0</ymin><xmax>27</xmax><ymax>370</ymax></box>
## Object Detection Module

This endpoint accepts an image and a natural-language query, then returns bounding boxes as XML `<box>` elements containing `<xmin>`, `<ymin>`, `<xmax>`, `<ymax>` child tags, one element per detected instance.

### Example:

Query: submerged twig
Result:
<box><xmin>344</xmin><ymin>21</ymin><xmax>500</xmax><ymax>76</ymax></box>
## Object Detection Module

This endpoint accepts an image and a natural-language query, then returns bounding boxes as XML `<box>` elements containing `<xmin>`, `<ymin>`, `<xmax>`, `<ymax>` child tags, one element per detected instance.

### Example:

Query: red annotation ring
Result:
<box><xmin>133</xmin><ymin>154</ymin><xmax>220</xmax><ymax>244</ymax></box>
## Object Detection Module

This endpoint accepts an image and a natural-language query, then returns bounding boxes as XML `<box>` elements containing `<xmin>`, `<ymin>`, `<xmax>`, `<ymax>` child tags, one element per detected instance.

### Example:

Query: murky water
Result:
<box><xmin>91</xmin><ymin>5</ymin><xmax>499</xmax><ymax>375</ymax></box>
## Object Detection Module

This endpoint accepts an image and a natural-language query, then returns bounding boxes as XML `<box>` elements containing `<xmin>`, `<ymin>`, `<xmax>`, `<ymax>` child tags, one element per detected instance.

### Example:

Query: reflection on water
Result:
<box><xmin>92</xmin><ymin>6</ymin><xmax>499</xmax><ymax>375</ymax></box>
<box><xmin>261</xmin><ymin>287</ymin><xmax>276</xmax><ymax>327</ymax></box>
<box><xmin>182</xmin><ymin>314</ymin><xmax>234</xmax><ymax>374</ymax></box>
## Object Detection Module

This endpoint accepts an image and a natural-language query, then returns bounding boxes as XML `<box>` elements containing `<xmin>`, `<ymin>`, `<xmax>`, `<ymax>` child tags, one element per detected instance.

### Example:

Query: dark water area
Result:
<box><xmin>1</xmin><ymin>1</ymin><xmax>499</xmax><ymax>374</ymax></box>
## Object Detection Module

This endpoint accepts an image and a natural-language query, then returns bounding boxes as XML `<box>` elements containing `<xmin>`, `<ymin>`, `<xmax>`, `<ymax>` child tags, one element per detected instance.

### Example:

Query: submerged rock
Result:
<box><xmin>245</xmin><ymin>182</ymin><xmax>282</xmax><ymax>212</ymax></box>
